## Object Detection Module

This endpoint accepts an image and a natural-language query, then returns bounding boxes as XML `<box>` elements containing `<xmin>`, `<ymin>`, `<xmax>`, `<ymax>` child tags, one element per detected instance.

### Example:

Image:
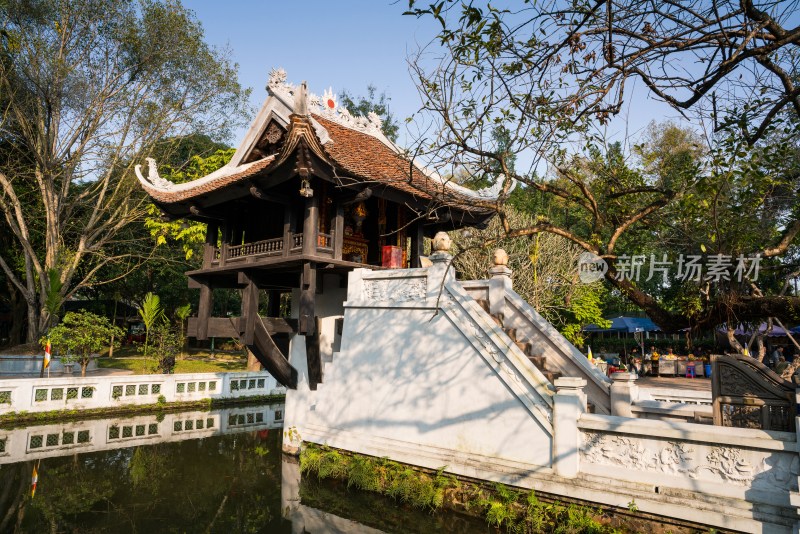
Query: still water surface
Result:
<box><xmin>0</xmin><ymin>403</ymin><xmax>488</xmax><ymax>533</ymax></box>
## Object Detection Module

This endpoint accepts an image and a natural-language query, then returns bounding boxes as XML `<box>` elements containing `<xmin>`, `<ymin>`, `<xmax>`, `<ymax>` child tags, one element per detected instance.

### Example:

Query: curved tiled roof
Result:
<box><xmin>314</xmin><ymin>115</ymin><xmax>494</xmax><ymax>213</ymax></box>
<box><xmin>138</xmin><ymin>155</ymin><xmax>276</xmax><ymax>204</ymax></box>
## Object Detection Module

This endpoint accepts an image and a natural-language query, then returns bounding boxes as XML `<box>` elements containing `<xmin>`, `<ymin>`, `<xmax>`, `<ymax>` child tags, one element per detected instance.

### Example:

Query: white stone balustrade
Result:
<box><xmin>0</xmin><ymin>371</ymin><xmax>284</xmax><ymax>415</ymax></box>
<box><xmin>0</xmin><ymin>403</ymin><xmax>284</xmax><ymax>465</ymax></box>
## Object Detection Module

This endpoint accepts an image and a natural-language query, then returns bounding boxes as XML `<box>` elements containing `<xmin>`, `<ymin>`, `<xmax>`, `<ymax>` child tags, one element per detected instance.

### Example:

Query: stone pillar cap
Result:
<box><xmin>554</xmin><ymin>377</ymin><xmax>587</xmax><ymax>390</ymax></box>
<box><xmin>611</xmin><ymin>372</ymin><xmax>637</xmax><ymax>382</ymax></box>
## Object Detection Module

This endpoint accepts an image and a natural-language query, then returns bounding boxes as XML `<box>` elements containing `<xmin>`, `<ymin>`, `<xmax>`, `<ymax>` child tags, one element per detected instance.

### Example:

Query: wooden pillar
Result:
<box><xmin>305</xmin><ymin>317</ymin><xmax>322</xmax><ymax>390</ymax></box>
<box><xmin>240</xmin><ymin>273</ymin><xmax>259</xmax><ymax>346</ymax></box>
<box><xmin>197</xmin><ymin>281</ymin><xmax>213</xmax><ymax>341</ymax></box>
<box><xmin>220</xmin><ymin>222</ymin><xmax>231</xmax><ymax>266</ymax></box>
<box><xmin>299</xmin><ymin>263</ymin><xmax>316</xmax><ymax>335</ymax></box>
<box><xmin>203</xmin><ymin>222</ymin><xmax>219</xmax><ymax>268</ymax></box>
<box><xmin>283</xmin><ymin>204</ymin><xmax>293</xmax><ymax>256</ymax></box>
<box><xmin>302</xmin><ymin>194</ymin><xmax>319</xmax><ymax>256</ymax></box>
<box><xmin>410</xmin><ymin>222</ymin><xmax>424</xmax><ymax>268</ymax></box>
<box><xmin>333</xmin><ymin>204</ymin><xmax>344</xmax><ymax>260</ymax></box>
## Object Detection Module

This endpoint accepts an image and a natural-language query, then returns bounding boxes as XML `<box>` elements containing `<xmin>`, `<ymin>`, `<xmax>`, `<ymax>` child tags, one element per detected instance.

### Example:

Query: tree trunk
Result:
<box><xmin>726</xmin><ymin>328</ymin><xmax>745</xmax><ymax>353</ymax></box>
<box><xmin>8</xmin><ymin>285</ymin><xmax>26</xmax><ymax>346</ymax></box>
<box><xmin>81</xmin><ymin>359</ymin><xmax>88</xmax><ymax>377</ymax></box>
<box><xmin>25</xmin><ymin>301</ymin><xmax>38</xmax><ymax>344</ymax></box>
<box><xmin>755</xmin><ymin>335</ymin><xmax>767</xmax><ymax>362</ymax></box>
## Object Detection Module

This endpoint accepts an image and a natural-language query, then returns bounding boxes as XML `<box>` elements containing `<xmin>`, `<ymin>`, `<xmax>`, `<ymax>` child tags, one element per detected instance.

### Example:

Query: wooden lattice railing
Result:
<box><xmin>227</xmin><ymin>237</ymin><xmax>285</xmax><ymax>259</ymax></box>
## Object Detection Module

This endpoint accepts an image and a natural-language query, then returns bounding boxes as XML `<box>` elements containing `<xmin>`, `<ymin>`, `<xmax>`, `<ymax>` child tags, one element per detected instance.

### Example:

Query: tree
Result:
<box><xmin>0</xmin><ymin>0</ymin><xmax>249</xmax><ymax>343</ymax></box>
<box><xmin>452</xmin><ymin>208</ymin><xmax>609</xmax><ymax>344</ymax></box>
<box><xmin>405</xmin><ymin>0</ymin><xmax>800</xmax><ymax>144</ymax></box>
<box><xmin>46</xmin><ymin>310</ymin><xmax>123</xmax><ymax>376</ymax></box>
<box><xmin>404</xmin><ymin>2</ymin><xmax>800</xmax><ymax>333</ymax></box>
<box><xmin>339</xmin><ymin>85</ymin><xmax>400</xmax><ymax>142</ymax></box>
<box><xmin>138</xmin><ymin>292</ymin><xmax>164</xmax><ymax>363</ymax></box>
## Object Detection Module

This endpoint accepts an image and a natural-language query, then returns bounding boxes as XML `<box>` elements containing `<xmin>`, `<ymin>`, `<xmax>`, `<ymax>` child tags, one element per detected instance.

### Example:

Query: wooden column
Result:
<box><xmin>197</xmin><ymin>281</ymin><xmax>213</xmax><ymax>341</ymax></box>
<box><xmin>202</xmin><ymin>222</ymin><xmax>218</xmax><ymax>268</ymax></box>
<box><xmin>283</xmin><ymin>204</ymin><xmax>293</xmax><ymax>256</ymax></box>
<box><xmin>240</xmin><ymin>272</ymin><xmax>259</xmax><ymax>346</ymax></box>
<box><xmin>300</xmin><ymin>263</ymin><xmax>321</xmax><ymax>389</ymax></box>
<box><xmin>302</xmin><ymin>194</ymin><xmax>319</xmax><ymax>256</ymax></box>
<box><xmin>410</xmin><ymin>222</ymin><xmax>424</xmax><ymax>268</ymax></box>
<box><xmin>220</xmin><ymin>222</ymin><xmax>231</xmax><ymax>266</ymax></box>
<box><xmin>305</xmin><ymin>317</ymin><xmax>322</xmax><ymax>390</ymax></box>
<box><xmin>299</xmin><ymin>263</ymin><xmax>316</xmax><ymax>335</ymax></box>
<box><xmin>333</xmin><ymin>204</ymin><xmax>344</xmax><ymax>260</ymax></box>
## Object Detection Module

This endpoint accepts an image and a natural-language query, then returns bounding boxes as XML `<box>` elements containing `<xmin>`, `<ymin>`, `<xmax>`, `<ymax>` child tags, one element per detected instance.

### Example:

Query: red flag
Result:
<box><xmin>43</xmin><ymin>340</ymin><xmax>51</xmax><ymax>370</ymax></box>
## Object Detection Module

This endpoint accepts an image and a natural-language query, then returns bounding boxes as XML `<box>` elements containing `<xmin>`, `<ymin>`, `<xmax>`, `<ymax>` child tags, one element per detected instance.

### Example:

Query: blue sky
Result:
<box><xmin>188</xmin><ymin>0</ymin><xmax>679</xmax><ymax>155</ymax></box>
<box><xmin>189</xmin><ymin>0</ymin><xmax>433</xmax><ymax>144</ymax></box>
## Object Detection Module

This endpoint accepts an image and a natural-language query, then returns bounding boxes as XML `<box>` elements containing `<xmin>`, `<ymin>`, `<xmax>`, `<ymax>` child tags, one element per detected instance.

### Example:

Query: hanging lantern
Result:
<box><xmin>299</xmin><ymin>179</ymin><xmax>314</xmax><ymax>198</ymax></box>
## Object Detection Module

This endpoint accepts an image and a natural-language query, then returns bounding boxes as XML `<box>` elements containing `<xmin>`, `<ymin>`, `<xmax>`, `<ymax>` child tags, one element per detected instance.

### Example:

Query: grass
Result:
<box><xmin>300</xmin><ymin>444</ymin><xmax>627</xmax><ymax>533</ymax></box>
<box><xmin>97</xmin><ymin>355</ymin><xmax>247</xmax><ymax>374</ymax></box>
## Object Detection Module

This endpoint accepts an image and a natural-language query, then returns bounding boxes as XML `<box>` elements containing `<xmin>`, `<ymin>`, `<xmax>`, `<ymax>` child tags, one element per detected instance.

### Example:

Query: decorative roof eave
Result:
<box><xmin>135</xmin><ymin>69</ymin><xmax>514</xmax><ymax>211</ymax></box>
<box><xmin>134</xmin><ymin>155</ymin><xmax>277</xmax><ymax>204</ymax></box>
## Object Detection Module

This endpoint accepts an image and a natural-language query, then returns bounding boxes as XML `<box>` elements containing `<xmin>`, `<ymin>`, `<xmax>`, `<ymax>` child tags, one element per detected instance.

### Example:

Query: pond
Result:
<box><xmin>0</xmin><ymin>403</ymin><xmax>489</xmax><ymax>533</ymax></box>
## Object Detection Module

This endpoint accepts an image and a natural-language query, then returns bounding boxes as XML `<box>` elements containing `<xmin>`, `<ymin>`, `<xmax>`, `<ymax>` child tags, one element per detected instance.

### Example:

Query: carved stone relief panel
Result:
<box><xmin>581</xmin><ymin>431</ymin><xmax>799</xmax><ymax>492</ymax></box>
<box><xmin>362</xmin><ymin>277</ymin><xmax>426</xmax><ymax>302</ymax></box>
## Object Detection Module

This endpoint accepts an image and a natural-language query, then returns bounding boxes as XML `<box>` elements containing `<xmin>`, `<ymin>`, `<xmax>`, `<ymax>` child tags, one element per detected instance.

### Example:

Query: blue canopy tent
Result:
<box><xmin>584</xmin><ymin>316</ymin><xmax>661</xmax><ymax>334</ymax></box>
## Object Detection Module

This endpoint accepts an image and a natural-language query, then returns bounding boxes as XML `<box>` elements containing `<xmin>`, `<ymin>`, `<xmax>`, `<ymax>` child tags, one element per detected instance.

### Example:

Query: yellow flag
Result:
<box><xmin>31</xmin><ymin>465</ymin><xmax>38</xmax><ymax>499</ymax></box>
<box><xmin>43</xmin><ymin>340</ymin><xmax>51</xmax><ymax>369</ymax></box>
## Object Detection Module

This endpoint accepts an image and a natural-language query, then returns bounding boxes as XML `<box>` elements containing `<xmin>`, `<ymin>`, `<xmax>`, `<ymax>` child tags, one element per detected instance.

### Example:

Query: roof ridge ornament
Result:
<box><xmin>294</xmin><ymin>81</ymin><xmax>309</xmax><ymax>116</ymax></box>
<box><xmin>135</xmin><ymin>157</ymin><xmax>175</xmax><ymax>191</ymax></box>
<box><xmin>267</xmin><ymin>68</ymin><xmax>386</xmax><ymax>140</ymax></box>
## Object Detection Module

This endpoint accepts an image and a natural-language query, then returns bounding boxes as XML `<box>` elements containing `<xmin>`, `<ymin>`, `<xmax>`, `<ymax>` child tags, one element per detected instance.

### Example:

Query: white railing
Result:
<box><xmin>0</xmin><ymin>403</ymin><xmax>284</xmax><ymax>465</ymax></box>
<box><xmin>0</xmin><ymin>371</ymin><xmax>285</xmax><ymax>415</ymax></box>
<box><xmin>638</xmin><ymin>386</ymin><xmax>713</xmax><ymax>405</ymax></box>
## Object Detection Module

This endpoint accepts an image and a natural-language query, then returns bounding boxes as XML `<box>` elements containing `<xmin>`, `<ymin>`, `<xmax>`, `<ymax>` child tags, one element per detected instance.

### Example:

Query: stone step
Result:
<box><xmin>491</xmin><ymin>314</ymin><xmax>504</xmax><ymax>327</ymax></box>
<box><xmin>516</xmin><ymin>341</ymin><xmax>532</xmax><ymax>354</ymax></box>
<box><xmin>528</xmin><ymin>355</ymin><xmax>546</xmax><ymax>369</ymax></box>
<box><xmin>476</xmin><ymin>299</ymin><xmax>490</xmax><ymax>314</ymax></box>
<box><xmin>543</xmin><ymin>370</ymin><xmax>563</xmax><ymax>383</ymax></box>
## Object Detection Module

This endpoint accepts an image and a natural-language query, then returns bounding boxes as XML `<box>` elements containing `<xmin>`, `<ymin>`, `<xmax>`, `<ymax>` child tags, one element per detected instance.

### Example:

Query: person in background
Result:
<box><xmin>770</xmin><ymin>346</ymin><xmax>784</xmax><ymax>369</ymax></box>
<box><xmin>775</xmin><ymin>355</ymin><xmax>789</xmax><ymax>375</ymax></box>
<box><xmin>630</xmin><ymin>347</ymin><xmax>640</xmax><ymax>375</ymax></box>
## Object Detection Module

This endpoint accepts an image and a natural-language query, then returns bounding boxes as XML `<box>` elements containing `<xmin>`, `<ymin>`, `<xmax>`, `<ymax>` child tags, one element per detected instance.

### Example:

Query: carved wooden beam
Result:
<box><xmin>249</xmin><ymin>184</ymin><xmax>290</xmax><ymax>204</ymax></box>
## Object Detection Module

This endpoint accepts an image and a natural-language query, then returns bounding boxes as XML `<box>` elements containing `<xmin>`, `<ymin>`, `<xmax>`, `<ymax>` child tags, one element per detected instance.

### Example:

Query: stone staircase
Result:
<box><xmin>476</xmin><ymin>299</ymin><xmax>563</xmax><ymax>384</ymax></box>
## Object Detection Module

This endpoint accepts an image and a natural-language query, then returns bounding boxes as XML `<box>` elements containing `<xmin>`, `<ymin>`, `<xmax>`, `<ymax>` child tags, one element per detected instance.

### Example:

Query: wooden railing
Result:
<box><xmin>291</xmin><ymin>233</ymin><xmax>303</xmax><ymax>251</ymax></box>
<box><xmin>209</xmin><ymin>232</ymin><xmax>336</xmax><ymax>265</ymax></box>
<box><xmin>318</xmin><ymin>233</ymin><xmax>333</xmax><ymax>250</ymax></box>
<box><xmin>228</xmin><ymin>237</ymin><xmax>284</xmax><ymax>259</ymax></box>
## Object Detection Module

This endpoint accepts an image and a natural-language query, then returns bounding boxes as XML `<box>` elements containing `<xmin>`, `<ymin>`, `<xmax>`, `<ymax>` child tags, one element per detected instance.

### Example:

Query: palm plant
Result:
<box><xmin>174</xmin><ymin>303</ymin><xmax>192</xmax><ymax>359</ymax></box>
<box><xmin>138</xmin><ymin>293</ymin><xmax>165</xmax><ymax>364</ymax></box>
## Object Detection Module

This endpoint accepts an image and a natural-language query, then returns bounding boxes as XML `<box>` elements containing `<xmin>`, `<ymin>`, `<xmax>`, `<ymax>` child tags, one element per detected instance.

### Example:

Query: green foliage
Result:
<box><xmin>300</xmin><ymin>445</ymin><xmax>624</xmax><ymax>531</ymax></box>
<box><xmin>145</xmin><ymin>148</ymin><xmax>234</xmax><ymax>259</ymax></box>
<box><xmin>561</xmin><ymin>283</ymin><xmax>611</xmax><ymax>347</ymax></box>
<box><xmin>0</xmin><ymin>0</ymin><xmax>249</xmax><ymax>342</ymax></box>
<box><xmin>43</xmin><ymin>268</ymin><xmax>63</xmax><ymax>322</ymax></box>
<box><xmin>138</xmin><ymin>292</ymin><xmax>165</xmax><ymax>365</ymax></box>
<box><xmin>339</xmin><ymin>86</ymin><xmax>399</xmax><ymax>142</ymax></box>
<box><xmin>148</xmin><ymin>323</ymin><xmax>180</xmax><ymax>374</ymax></box>
<box><xmin>45</xmin><ymin>311</ymin><xmax>123</xmax><ymax>375</ymax></box>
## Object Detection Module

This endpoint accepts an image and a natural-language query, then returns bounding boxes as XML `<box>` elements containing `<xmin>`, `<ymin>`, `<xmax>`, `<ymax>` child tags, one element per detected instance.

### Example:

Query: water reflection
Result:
<box><xmin>0</xmin><ymin>404</ymin><xmax>486</xmax><ymax>533</ymax></box>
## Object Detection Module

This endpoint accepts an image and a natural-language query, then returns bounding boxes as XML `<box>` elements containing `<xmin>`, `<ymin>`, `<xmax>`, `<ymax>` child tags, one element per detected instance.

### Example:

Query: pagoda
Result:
<box><xmin>136</xmin><ymin>69</ymin><xmax>506</xmax><ymax>389</ymax></box>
